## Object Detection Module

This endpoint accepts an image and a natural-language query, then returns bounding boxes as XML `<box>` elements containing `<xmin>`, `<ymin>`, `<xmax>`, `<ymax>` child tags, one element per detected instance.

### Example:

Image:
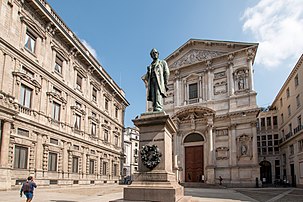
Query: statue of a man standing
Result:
<box><xmin>143</xmin><ymin>48</ymin><xmax>170</xmax><ymax>112</ymax></box>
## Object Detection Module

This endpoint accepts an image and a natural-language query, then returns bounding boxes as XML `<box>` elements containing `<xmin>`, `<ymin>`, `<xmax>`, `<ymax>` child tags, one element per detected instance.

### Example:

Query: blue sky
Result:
<box><xmin>47</xmin><ymin>0</ymin><xmax>303</xmax><ymax>127</ymax></box>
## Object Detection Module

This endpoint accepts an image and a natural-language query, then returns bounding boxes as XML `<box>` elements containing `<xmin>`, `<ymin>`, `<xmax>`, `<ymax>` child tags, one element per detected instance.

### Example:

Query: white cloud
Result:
<box><xmin>81</xmin><ymin>39</ymin><xmax>98</xmax><ymax>58</ymax></box>
<box><xmin>242</xmin><ymin>0</ymin><xmax>303</xmax><ymax>69</ymax></box>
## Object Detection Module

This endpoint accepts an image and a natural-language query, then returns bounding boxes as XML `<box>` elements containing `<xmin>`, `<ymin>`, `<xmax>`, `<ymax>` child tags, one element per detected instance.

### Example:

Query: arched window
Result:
<box><xmin>184</xmin><ymin>133</ymin><xmax>204</xmax><ymax>143</ymax></box>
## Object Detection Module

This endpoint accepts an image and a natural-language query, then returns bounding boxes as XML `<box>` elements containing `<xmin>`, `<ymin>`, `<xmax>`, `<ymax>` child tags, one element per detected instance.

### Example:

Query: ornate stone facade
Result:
<box><xmin>0</xmin><ymin>0</ymin><xmax>128</xmax><ymax>189</ymax></box>
<box><xmin>163</xmin><ymin>39</ymin><xmax>260</xmax><ymax>187</ymax></box>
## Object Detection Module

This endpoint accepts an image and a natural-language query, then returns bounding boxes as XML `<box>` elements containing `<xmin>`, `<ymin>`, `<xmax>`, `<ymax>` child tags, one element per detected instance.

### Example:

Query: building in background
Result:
<box><xmin>0</xmin><ymin>0</ymin><xmax>128</xmax><ymax>189</ymax></box>
<box><xmin>123</xmin><ymin>127</ymin><xmax>139</xmax><ymax>183</ymax></box>
<box><xmin>258</xmin><ymin>55</ymin><xmax>303</xmax><ymax>188</ymax></box>
<box><xmin>256</xmin><ymin>109</ymin><xmax>280</xmax><ymax>185</ymax></box>
<box><xmin>163</xmin><ymin>39</ymin><xmax>260</xmax><ymax>187</ymax></box>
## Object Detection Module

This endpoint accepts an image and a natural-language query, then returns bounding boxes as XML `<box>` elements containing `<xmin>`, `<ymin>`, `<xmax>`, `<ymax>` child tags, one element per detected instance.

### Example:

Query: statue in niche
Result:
<box><xmin>238</xmin><ymin>76</ymin><xmax>245</xmax><ymax>90</ymax></box>
<box><xmin>142</xmin><ymin>48</ymin><xmax>170</xmax><ymax>112</ymax></box>
<box><xmin>241</xmin><ymin>144</ymin><xmax>247</xmax><ymax>155</ymax></box>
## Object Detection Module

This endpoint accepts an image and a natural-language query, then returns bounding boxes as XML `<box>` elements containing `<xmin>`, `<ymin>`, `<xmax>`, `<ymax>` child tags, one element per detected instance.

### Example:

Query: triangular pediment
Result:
<box><xmin>166</xmin><ymin>39</ymin><xmax>258</xmax><ymax>69</ymax></box>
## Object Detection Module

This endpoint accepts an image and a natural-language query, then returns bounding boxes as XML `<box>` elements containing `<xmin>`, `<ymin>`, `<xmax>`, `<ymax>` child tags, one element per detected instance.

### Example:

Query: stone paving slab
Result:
<box><xmin>0</xmin><ymin>185</ymin><xmax>302</xmax><ymax>202</ymax></box>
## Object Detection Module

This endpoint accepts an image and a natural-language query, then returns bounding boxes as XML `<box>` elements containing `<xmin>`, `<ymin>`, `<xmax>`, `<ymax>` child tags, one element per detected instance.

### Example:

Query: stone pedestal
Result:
<box><xmin>120</xmin><ymin>112</ymin><xmax>190</xmax><ymax>202</ymax></box>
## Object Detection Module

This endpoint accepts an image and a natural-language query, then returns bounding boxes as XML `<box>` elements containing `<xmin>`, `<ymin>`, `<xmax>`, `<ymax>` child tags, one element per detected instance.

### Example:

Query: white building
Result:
<box><xmin>123</xmin><ymin>127</ymin><xmax>139</xmax><ymax>180</ymax></box>
<box><xmin>163</xmin><ymin>39</ymin><xmax>260</xmax><ymax>187</ymax></box>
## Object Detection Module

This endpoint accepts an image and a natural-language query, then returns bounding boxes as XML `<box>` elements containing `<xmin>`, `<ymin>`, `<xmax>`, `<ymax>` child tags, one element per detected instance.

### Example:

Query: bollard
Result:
<box><xmin>256</xmin><ymin>177</ymin><xmax>259</xmax><ymax>188</ymax></box>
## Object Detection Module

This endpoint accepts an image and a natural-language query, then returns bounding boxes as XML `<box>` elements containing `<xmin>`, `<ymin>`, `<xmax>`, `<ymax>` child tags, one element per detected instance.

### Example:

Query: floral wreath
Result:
<box><xmin>140</xmin><ymin>144</ymin><xmax>162</xmax><ymax>169</ymax></box>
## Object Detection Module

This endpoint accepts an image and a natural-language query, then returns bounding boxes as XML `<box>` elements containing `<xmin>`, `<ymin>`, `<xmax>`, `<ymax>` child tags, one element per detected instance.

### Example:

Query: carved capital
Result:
<box><xmin>247</xmin><ymin>48</ymin><xmax>255</xmax><ymax>61</ymax></box>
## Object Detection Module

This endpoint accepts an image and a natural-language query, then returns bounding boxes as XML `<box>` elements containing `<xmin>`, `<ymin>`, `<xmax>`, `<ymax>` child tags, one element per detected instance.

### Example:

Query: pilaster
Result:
<box><xmin>0</xmin><ymin>120</ymin><xmax>11</xmax><ymax>167</ymax></box>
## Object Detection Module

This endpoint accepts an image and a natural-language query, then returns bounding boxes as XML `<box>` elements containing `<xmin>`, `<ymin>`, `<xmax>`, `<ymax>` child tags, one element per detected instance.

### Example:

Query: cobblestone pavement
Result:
<box><xmin>1</xmin><ymin>185</ymin><xmax>302</xmax><ymax>202</ymax></box>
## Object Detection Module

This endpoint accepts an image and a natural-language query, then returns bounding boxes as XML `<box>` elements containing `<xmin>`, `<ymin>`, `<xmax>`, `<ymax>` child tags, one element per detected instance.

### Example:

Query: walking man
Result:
<box><xmin>20</xmin><ymin>176</ymin><xmax>37</xmax><ymax>202</ymax></box>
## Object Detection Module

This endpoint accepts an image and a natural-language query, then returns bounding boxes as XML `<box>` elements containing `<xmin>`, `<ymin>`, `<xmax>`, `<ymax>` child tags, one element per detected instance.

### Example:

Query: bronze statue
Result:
<box><xmin>143</xmin><ymin>48</ymin><xmax>170</xmax><ymax>112</ymax></box>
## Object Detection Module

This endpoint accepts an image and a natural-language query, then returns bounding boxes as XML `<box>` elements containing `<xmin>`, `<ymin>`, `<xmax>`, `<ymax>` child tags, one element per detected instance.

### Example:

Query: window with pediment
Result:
<box><xmin>189</xmin><ymin>83</ymin><xmax>198</xmax><ymax>100</ymax></box>
<box><xmin>76</xmin><ymin>74</ymin><xmax>82</xmax><ymax>90</ymax></box>
<box><xmin>105</xmin><ymin>98</ymin><xmax>109</xmax><ymax>111</ymax></box>
<box><xmin>21</xmin><ymin>66</ymin><xmax>34</xmax><ymax>79</ymax></box>
<box><xmin>91</xmin><ymin>122</ymin><xmax>96</xmax><ymax>136</ymax></box>
<box><xmin>52</xmin><ymin>44</ymin><xmax>68</xmax><ymax>77</ymax></box>
<box><xmin>20</xmin><ymin>14</ymin><xmax>46</xmax><ymax>57</ymax></box>
<box><xmin>88</xmin><ymin>111</ymin><xmax>99</xmax><ymax>137</ymax></box>
<box><xmin>71</xmin><ymin>101</ymin><xmax>86</xmax><ymax>132</ymax></box>
<box><xmin>92</xmin><ymin>87</ymin><xmax>97</xmax><ymax>102</ymax></box>
<box><xmin>46</xmin><ymin>86</ymin><xmax>66</xmax><ymax>123</ymax></box>
<box><xmin>14</xmin><ymin>65</ymin><xmax>41</xmax><ymax>93</ymax></box>
<box><xmin>74</xmin><ymin>62</ymin><xmax>87</xmax><ymax>92</ymax></box>
<box><xmin>52</xmin><ymin>101</ymin><xmax>61</xmax><ymax>122</ymax></box>
<box><xmin>55</xmin><ymin>55</ymin><xmax>63</xmax><ymax>75</ymax></box>
<box><xmin>20</xmin><ymin>84</ymin><xmax>32</xmax><ymax>108</ymax></box>
<box><xmin>104</xmin><ymin>129</ymin><xmax>109</xmax><ymax>142</ymax></box>
<box><xmin>74</xmin><ymin>114</ymin><xmax>81</xmax><ymax>130</ymax></box>
<box><xmin>24</xmin><ymin>30</ymin><xmax>36</xmax><ymax>53</ymax></box>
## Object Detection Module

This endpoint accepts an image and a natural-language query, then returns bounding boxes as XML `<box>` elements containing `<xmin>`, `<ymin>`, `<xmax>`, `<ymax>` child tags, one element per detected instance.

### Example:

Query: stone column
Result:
<box><xmin>247</xmin><ymin>49</ymin><xmax>255</xmax><ymax>91</ymax></box>
<box><xmin>206</xmin><ymin>60</ymin><xmax>212</xmax><ymax>100</ymax></box>
<box><xmin>174</xmin><ymin>70</ymin><xmax>180</xmax><ymax>106</ymax></box>
<box><xmin>97</xmin><ymin>153</ymin><xmax>101</xmax><ymax>178</ymax></box>
<box><xmin>230</xmin><ymin>124</ymin><xmax>237</xmax><ymax>166</ymax></box>
<box><xmin>199</xmin><ymin>75</ymin><xmax>203</xmax><ymax>102</ymax></box>
<box><xmin>208</xmin><ymin>121</ymin><xmax>214</xmax><ymax>166</ymax></box>
<box><xmin>251</xmin><ymin>122</ymin><xmax>258</xmax><ymax>164</ymax></box>
<box><xmin>183</xmin><ymin>79</ymin><xmax>187</xmax><ymax>105</ymax></box>
<box><xmin>0</xmin><ymin>120</ymin><xmax>12</xmax><ymax>190</ymax></box>
<box><xmin>82</xmin><ymin>147</ymin><xmax>87</xmax><ymax>178</ymax></box>
<box><xmin>2</xmin><ymin>54</ymin><xmax>13</xmax><ymax>94</ymax></box>
<box><xmin>206</xmin><ymin>117</ymin><xmax>215</xmax><ymax>184</ymax></box>
<box><xmin>201</xmin><ymin>72</ymin><xmax>205</xmax><ymax>100</ymax></box>
<box><xmin>62</xmin><ymin>141</ymin><xmax>69</xmax><ymax>178</ymax></box>
<box><xmin>0</xmin><ymin>120</ymin><xmax>11</xmax><ymax>167</ymax></box>
<box><xmin>228</xmin><ymin>54</ymin><xmax>234</xmax><ymax>96</ymax></box>
<box><xmin>35</xmin><ymin>133</ymin><xmax>43</xmax><ymax>178</ymax></box>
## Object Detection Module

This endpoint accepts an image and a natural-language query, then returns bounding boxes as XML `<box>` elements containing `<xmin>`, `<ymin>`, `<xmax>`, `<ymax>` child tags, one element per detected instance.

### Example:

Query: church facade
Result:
<box><xmin>163</xmin><ymin>39</ymin><xmax>260</xmax><ymax>187</ymax></box>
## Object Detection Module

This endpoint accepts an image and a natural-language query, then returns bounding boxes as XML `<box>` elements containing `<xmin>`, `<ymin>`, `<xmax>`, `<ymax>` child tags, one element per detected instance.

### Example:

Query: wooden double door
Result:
<box><xmin>185</xmin><ymin>145</ymin><xmax>204</xmax><ymax>182</ymax></box>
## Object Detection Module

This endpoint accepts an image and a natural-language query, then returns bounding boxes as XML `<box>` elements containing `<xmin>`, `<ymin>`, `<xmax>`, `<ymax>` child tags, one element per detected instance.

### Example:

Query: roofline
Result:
<box><xmin>271</xmin><ymin>54</ymin><xmax>303</xmax><ymax>106</ymax></box>
<box><xmin>34</xmin><ymin>0</ymin><xmax>129</xmax><ymax>106</ymax></box>
<box><xmin>165</xmin><ymin>38</ymin><xmax>259</xmax><ymax>61</ymax></box>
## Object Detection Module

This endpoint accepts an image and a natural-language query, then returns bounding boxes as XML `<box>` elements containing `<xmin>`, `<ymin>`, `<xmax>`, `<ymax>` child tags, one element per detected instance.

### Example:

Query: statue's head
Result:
<box><xmin>150</xmin><ymin>48</ymin><xmax>159</xmax><ymax>60</ymax></box>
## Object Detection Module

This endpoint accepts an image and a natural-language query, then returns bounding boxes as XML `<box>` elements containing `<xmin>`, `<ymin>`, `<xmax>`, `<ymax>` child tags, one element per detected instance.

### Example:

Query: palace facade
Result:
<box><xmin>163</xmin><ymin>39</ymin><xmax>260</xmax><ymax>187</ymax></box>
<box><xmin>0</xmin><ymin>0</ymin><xmax>128</xmax><ymax>189</ymax></box>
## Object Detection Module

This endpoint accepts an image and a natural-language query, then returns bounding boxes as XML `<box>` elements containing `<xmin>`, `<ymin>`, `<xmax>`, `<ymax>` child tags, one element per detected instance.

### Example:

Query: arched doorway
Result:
<box><xmin>184</xmin><ymin>133</ymin><xmax>204</xmax><ymax>182</ymax></box>
<box><xmin>260</xmin><ymin>160</ymin><xmax>272</xmax><ymax>184</ymax></box>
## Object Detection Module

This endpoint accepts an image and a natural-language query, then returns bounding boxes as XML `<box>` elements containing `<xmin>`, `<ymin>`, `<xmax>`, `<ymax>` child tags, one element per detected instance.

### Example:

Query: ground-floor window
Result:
<box><xmin>102</xmin><ymin>162</ymin><xmax>107</xmax><ymax>175</ymax></box>
<box><xmin>14</xmin><ymin>145</ymin><xmax>28</xmax><ymax>169</ymax></box>
<box><xmin>113</xmin><ymin>164</ymin><xmax>118</xmax><ymax>176</ymax></box>
<box><xmin>89</xmin><ymin>159</ymin><xmax>95</xmax><ymax>174</ymax></box>
<box><xmin>72</xmin><ymin>156</ymin><xmax>79</xmax><ymax>173</ymax></box>
<box><xmin>48</xmin><ymin>152</ymin><xmax>58</xmax><ymax>171</ymax></box>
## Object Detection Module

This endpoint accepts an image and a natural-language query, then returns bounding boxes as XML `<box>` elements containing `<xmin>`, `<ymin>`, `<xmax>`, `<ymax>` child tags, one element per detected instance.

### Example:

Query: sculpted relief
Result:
<box><xmin>171</xmin><ymin>49</ymin><xmax>226</xmax><ymax>68</ymax></box>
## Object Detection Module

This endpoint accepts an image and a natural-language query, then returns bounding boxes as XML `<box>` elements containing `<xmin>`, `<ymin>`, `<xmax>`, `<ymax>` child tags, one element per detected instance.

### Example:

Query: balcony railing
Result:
<box><xmin>294</xmin><ymin>125</ymin><xmax>303</xmax><ymax>135</ymax></box>
<box><xmin>285</xmin><ymin>132</ymin><xmax>293</xmax><ymax>140</ymax></box>
<box><xmin>18</xmin><ymin>105</ymin><xmax>32</xmax><ymax>115</ymax></box>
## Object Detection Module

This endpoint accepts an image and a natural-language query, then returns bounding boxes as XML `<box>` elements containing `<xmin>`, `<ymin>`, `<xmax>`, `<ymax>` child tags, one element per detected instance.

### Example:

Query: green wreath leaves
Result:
<box><xmin>140</xmin><ymin>145</ymin><xmax>162</xmax><ymax>169</ymax></box>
